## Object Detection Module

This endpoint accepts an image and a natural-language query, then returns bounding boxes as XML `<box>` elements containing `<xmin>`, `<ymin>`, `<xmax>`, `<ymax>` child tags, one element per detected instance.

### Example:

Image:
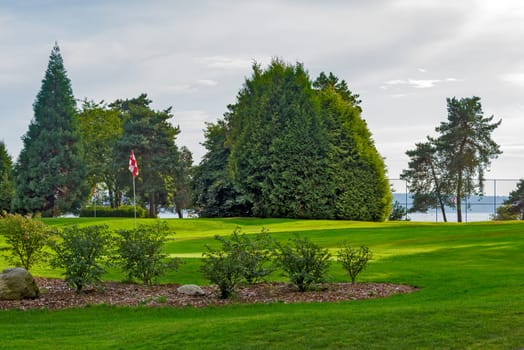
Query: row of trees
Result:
<box><xmin>1</xmin><ymin>45</ymin><xmax>392</xmax><ymax>220</ymax></box>
<box><xmin>1</xmin><ymin>44</ymin><xmax>514</xmax><ymax>221</ymax></box>
<box><xmin>0</xmin><ymin>44</ymin><xmax>191</xmax><ymax>218</ymax></box>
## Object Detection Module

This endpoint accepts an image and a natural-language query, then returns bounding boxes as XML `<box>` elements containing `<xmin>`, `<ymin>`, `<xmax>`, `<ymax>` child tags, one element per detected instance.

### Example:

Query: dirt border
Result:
<box><xmin>0</xmin><ymin>278</ymin><xmax>418</xmax><ymax>310</ymax></box>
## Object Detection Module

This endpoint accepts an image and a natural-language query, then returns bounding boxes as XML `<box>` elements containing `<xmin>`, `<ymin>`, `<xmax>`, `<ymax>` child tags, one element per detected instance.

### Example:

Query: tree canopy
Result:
<box><xmin>13</xmin><ymin>44</ymin><xmax>87</xmax><ymax>216</ymax></box>
<box><xmin>193</xmin><ymin>59</ymin><xmax>391</xmax><ymax>220</ymax></box>
<box><xmin>402</xmin><ymin>96</ymin><xmax>502</xmax><ymax>222</ymax></box>
<box><xmin>113</xmin><ymin>94</ymin><xmax>181</xmax><ymax>218</ymax></box>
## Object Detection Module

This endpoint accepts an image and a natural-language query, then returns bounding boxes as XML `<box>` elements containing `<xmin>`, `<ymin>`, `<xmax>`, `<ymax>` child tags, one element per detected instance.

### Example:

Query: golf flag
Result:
<box><xmin>129</xmin><ymin>150</ymin><xmax>139</xmax><ymax>177</ymax></box>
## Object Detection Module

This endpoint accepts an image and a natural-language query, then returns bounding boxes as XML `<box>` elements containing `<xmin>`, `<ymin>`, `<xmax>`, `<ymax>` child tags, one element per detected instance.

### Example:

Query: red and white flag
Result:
<box><xmin>129</xmin><ymin>150</ymin><xmax>139</xmax><ymax>177</ymax></box>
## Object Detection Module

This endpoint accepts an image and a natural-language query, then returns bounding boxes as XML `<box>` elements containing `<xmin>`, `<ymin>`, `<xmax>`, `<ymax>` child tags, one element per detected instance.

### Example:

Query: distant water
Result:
<box><xmin>393</xmin><ymin>193</ymin><xmax>508</xmax><ymax>222</ymax></box>
<box><xmin>406</xmin><ymin>211</ymin><xmax>493</xmax><ymax>223</ymax></box>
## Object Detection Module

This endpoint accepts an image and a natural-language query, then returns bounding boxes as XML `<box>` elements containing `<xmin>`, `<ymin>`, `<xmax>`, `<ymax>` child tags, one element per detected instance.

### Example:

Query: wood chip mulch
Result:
<box><xmin>0</xmin><ymin>278</ymin><xmax>418</xmax><ymax>311</ymax></box>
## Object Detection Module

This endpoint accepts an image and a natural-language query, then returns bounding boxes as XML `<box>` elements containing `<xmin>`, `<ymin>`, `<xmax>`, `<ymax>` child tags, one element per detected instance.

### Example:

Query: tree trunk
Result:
<box><xmin>149</xmin><ymin>192</ymin><xmax>156</xmax><ymax>218</ymax></box>
<box><xmin>456</xmin><ymin>172</ymin><xmax>463</xmax><ymax>223</ymax></box>
<box><xmin>430</xmin><ymin>161</ymin><xmax>447</xmax><ymax>222</ymax></box>
<box><xmin>176</xmin><ymin>208</ymin><xmax>183</xmax><ymax>218</ymax></box>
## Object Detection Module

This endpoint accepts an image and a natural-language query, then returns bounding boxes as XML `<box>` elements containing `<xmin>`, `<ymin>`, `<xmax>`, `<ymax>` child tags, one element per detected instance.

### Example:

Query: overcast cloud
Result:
<box><xmin>1</xmin><ymin>0</ymin><xmax>524</xmax><ymax>184</ymax></box>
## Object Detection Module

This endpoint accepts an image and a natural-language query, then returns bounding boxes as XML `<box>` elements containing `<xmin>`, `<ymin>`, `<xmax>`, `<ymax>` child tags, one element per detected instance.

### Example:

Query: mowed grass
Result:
<box><xmin>1</xmin><ymin>218</ymin><xmax>523</xmax><ymax>349</ymax></box>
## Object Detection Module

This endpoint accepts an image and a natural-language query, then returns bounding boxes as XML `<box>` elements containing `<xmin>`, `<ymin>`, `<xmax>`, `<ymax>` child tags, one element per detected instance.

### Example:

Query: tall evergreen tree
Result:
<box><xmin>402</xmin><ymin>96</ymin><xmax>501</xmax><ymax>222</ymax></box>
<box><xmin>0</xmin><ymin>141</ymin><xmax>14</xmax><ymax>212</ymax></box>
<box><xmin>13</xmin><ymin>44</ymin><xmax>87</xmax><ymax>216</ymax></box>
<box><xmin>228</xmin><ymin>60</ymin><xmax>332</xmax><ymax>218</ymax></box>
<box><xmin>314</xmin><ymin>73</ymin><xmax>391</xmax><ymax>221</ymax></box>
<box><xmin>436</xmin><ymin>96</ymin><xmax>501</xmax><ymax>222</ymax></box>
<box><xmin>193</xmin><ymin>60</ymin><xmax>391</xmax><ymax>221</ymax></box>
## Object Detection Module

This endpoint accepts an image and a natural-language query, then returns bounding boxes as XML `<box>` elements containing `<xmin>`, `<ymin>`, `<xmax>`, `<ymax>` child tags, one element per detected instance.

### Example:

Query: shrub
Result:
<box><xmin>0</xmin><ymin>213</ymin><xmax>55</xmax><ymax>271</ymax></box>
<box><xmin>492</xmin><ymin>204</ymin><xmax>520</xmax><ymax>221</ymax></box>
<box><xmin>200</xmin><ymin>228</ymin><xmax>275</xmax><ymax>299</ymax></box>
<box><xmin>200</xmin><ymin>237</ymin><xmax>244</xmax><ymax>299</ymax></box>
<box><xmin>389</xmin><ymin>201</ymin><xmax>408</xmax><ymax>221</ymax></box>
<box><xmin>79</xmin><ymin>205</ymin><xmax>147</xmax><ymax>218</ymax></box>
<box><xmin>274</xmin><ymin>235</ymin><xmax>331</xmax><ymax>292</ymax></box>
<box><xmin>337</xmin><ymin>244</ymin><xmax>373</xmax><ymax>284</ymax></box>
<box><xmin>114</xmin><ymin>222</ymin><xmax>179</xmax><ymax>285</ymax></box>
<box><xmin>230</xmin><ymin>227</ymin><xmax>275</xmax><ymax>284</ymax></box>
<box><xmin>50</xmin><ymin>225</ymin><xmax>111</xmax><ymax>293</ymax></box>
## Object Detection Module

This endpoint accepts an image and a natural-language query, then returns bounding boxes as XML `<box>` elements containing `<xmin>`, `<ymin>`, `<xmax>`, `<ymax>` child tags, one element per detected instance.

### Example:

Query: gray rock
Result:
<box><xmin>0</xmin><ymin>268</ymin><xmax>40</xmax><ymax>300</ymax></box>
<box><xmin>177</xmin><ymin>284</ymin><xmax>205</xmax><ymax>296</ymax></box>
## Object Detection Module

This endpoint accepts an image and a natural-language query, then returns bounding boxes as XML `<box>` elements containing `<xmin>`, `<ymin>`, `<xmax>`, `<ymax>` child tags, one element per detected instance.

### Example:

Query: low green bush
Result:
<box><xmin>200</xmin><ymin>228</ymin><xmax>275</xmax><ymax>299</ymax></box>
<box><xmin>50</xmin><ymin>225</ymin><xmax>111</xmax><ymax>293</ymax></box>
<box><xmin>79</xmin><ymin>205</ymin><xmax>147</xmax><ymax>218</ymax></box>
<box><xmin>274</xmin><ymin>235</ymin><xmax>331</xmax><ymax>292</ymax></box>
<box><xmin>337</xmin><ymin>244</ymin><xmax>372</xmax><ymax>284</ymax></box>
<box><xmin>0</xmin><ymin>213</ymin><xmax>55</xmax><ymax>271</ymax></box>
<box><xmin>114</xmin><ymin>222</ymin><xmax>180</xmax><ymax>285</ymax></box>
<box><xmin>200</xmin><ymin>237</ymin><xmax>244</xmax><ymax>299</ymax></box>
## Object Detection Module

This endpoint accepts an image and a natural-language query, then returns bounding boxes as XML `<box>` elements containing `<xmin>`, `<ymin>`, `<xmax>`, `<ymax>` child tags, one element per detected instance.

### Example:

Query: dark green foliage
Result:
<box><xmin>79</xmin><ymin>205</ymin><xmax>147</xmax><ymax>218</ymax></box>
<box><xmin>315</xmin><ymin>74</ymin><xmax>391</xmax><ymax>221</ymax></box>
<box><xmin>193</xmin><ymin>60</ymin><xmax>391</xmax><ymax>220</ymax></box>
<box><xmin>0</xmin><ymin>213</ymin><xmax>55</xmax><ymax>271</ymax></box>
<box><xmin>0</xmin><ymin>142</ymin><xmax>14</xmax><ymax>212</ymax></box>
<box><xmin>436</xmin><ymin>97</ymin><xmax>502</xmax><ymax>222</ymax></box>
<box><xmin>114</xmin><ymin>222</ymin><xmax>179</xmax><ymax>285</ymax></box>
<box><xmin>337</xmin><ymin>244</ymin><xmax>372</xmax><ymax>284</ymax></box>
<box><xmin>493</xmin><ymin>204</ymin><xmax>520</xmax><ymax>221</ymax></box>
<box><xmin>13</xmin><ymin>44</ymin><xmax>87</xmax><ymax>217</ymax></box>
<box><xmin>389</xmin><ymin>201</ymin><xmax>408</xmax><ymax>221</ymax></box>
<box><xmin>113</xmin><ymin>94</ymin><xmax>181</xmax><ymax>218</ymax></box>
<box><xmin>401</xmin><ymin>141</ymin><xmax>450</xmax><ymax>221</ymax></box>
<box><xmin>50</xmin><ymin>225</ymin><xmax>111</xmax><ymax>293</ymax></box>
<box><xmin>403</xmin><ymin>96</ymin><xmax>501</xmax><ymax>222</ymax></box>
<box><xmin>495</xmin><ymin>179</ymin><xmax>524</xmax><ymax>220</ymax></box>
<box><xmin>228</xmin><ymin>60</ymin><xmax>332</xmax><ymax>218</ymax></box>
<box><xmin>274</xmin><ymin>235</ymin><xmax>331</xmax><ymax>292</ymax></box>
<box><xmin>173</xmin><ymin>146</ymin><xmax>193</xmax><ymax>218</ymax></box>
<box><xmin>192</xmin><ymin>121</ymin><xmax>251</xmax><ymax>217</ymax></box>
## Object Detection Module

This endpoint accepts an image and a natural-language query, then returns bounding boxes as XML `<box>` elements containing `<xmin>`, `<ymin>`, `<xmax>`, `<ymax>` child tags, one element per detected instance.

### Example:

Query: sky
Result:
<box><xmin>1</xmin><ymin>0</ymin><xmax>524</xmax><ymax>189</ymax></box>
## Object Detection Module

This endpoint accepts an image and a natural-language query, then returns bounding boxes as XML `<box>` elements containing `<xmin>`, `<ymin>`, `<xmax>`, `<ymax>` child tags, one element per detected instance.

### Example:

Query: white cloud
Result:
<box><xmin>196</xmin><ymin>79</ymin><xmax>219</xmax><ymax>87</ymax></box>
<box><xmin>383</xmin><ymin>77</ymin><xmax>459</xmax><ymax>89</ymax></box>
<box><xmin>500</xmin><ymin>73</ymin><xmax>524</xmax><ymax>87</ymax></box>
<box><xmin>197</xmin><ymin>56</ymin><xmax>254</xmax><ymax>70</ymax></box>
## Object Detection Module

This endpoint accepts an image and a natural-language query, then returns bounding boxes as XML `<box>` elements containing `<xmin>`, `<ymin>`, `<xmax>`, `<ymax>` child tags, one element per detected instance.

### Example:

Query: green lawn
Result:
<box><xmin>1</xmin><ymin>218</ymin><xmax>523</xmax><ymax>349</ymax></box>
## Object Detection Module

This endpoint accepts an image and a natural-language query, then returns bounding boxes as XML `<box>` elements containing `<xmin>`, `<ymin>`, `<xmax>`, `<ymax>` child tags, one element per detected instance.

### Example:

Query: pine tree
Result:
<box><xmin>13</xmin><ymin>44</ymin><xmax>87</xmax><ymax>216</ymax></box>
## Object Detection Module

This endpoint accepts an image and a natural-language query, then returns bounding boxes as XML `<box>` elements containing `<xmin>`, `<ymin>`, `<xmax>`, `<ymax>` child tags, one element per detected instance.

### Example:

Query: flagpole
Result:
<box><xmin>129</xmin><ymin>149</ymin><xmax>138</xmax><ymax>228</ymax></box>
<box><xmin>132</xmin><ymin>175</ymin><xmax>136</xmax><ymax>228</ymax></box>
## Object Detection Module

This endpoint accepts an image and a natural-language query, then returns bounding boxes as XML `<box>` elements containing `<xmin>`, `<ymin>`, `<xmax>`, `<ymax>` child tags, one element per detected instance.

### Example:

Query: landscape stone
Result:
<box><xmin>0</xmin><ymin>267</ymin><xmax>40</xmax><ymax>300</ymax></box>
<box><xmin>177</xmin><ymin>284</ymin><xmax>205</xmax><ymax>296</ymax></box>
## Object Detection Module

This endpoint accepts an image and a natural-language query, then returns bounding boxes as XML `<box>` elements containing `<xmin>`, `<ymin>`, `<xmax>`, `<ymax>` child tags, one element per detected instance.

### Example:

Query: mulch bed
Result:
<box><xmin>0</xmin><ymin>278</ymin><xmax>418</xmax><ymax>310</ymax></box>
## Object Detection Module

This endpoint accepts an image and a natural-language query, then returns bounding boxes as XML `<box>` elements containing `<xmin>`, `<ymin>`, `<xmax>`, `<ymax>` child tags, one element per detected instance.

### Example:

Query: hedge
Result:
<box><xmin>79</xmin><ymin>205</ymin><xmax>148</xmax><ymax>218</ymax></box>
